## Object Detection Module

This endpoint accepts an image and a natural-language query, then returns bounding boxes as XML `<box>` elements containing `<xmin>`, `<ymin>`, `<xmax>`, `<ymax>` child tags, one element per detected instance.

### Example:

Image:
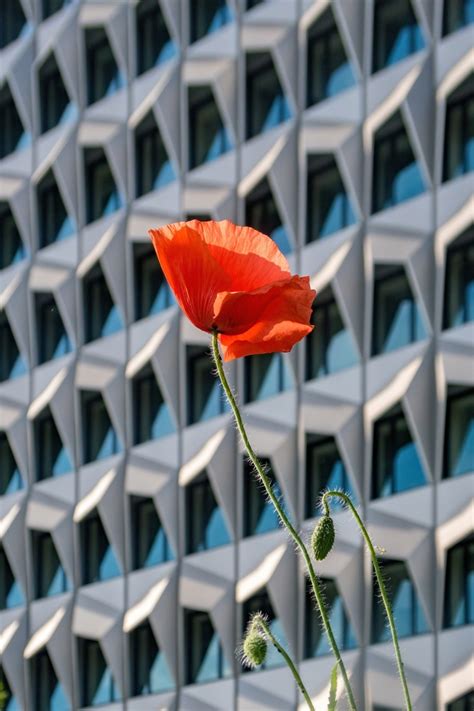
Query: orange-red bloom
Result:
<box><xmin>148</xmin><ymin>220</ymin><xmax>316</xmax><ymax>361</ymax></box>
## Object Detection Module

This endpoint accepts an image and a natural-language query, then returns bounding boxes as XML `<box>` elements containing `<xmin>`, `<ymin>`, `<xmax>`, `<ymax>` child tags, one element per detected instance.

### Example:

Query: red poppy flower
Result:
<box><xmin>148</xmin><ymin>220</ymin><xmax>316</xmax><ymax>362</ymax></box>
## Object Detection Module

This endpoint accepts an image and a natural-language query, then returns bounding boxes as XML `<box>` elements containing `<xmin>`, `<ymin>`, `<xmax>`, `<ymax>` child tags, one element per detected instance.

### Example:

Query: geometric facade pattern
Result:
<box><xmin>0</xmin><ymin>1</ymin><xmax>473</xmax><ymax>709</ymax></box>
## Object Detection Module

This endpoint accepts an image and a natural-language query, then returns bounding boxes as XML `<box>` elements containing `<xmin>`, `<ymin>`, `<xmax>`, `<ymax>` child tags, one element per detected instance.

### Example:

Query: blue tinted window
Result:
<box><xmin>186</xmin><ymin>474</ymin><xmax>230</xmax><ymax>553</ymax></box>
<box><xmin>305</xmin><ymin>435</ymin><xmax>356</xmax><ymax>518</ymax></box>
<box><xmin>135</xmin><ymin>113</ymin><xmax>174</xmax><ymax>196</ymax></box>
<box><xmin>0</xmin><ymin>312</ymin><xmax>26</xmax><ymax>382</ymax></box>
<box><xmin>443</xmin><ymin>76</ymin><xmax>474</xmax><ymax>182</ymax></box>
<box><xmin>81</xmin><ymin>512</ymin><xmax>121</xmax><ymax>584</ymax></box>
<box><xmin>189</xmin><ymin>86</ymin><xmax>231</xmax><ymax>169</ymax></box>
<box><xmin>245</xmin><ymin>353</ymin><xmax>292</xmax><ymax>402</ymax></box>
<box><xmin>0</xmin><ymin>0</ymin><xmax>27</xmax><ymax>48</ymax></box>
<box><xmin>307</xmin><ymin>156</ymin><xmax>356</xmax><ymax>242</ymax></box>
<box><xmin>85</xmin><ymin>148</ymin><xmax>122</xmax><ymax>224</ymax></box>
<box><xmin>134</xmin><ymin>244</ymin><xmax>174</xmax><ymax>319</ymax></box>
<box><xmin>373</xmin><ymin>560</ymin><xmax>428</xmax><ymax>641</ymax></box>
<box><xmin>131</xmin><ymin>623</ymin><xmax>174</xmax><ymax>696</ymax></box>
<box><xmin>38</xmin><ymin>171</ymin><xmax>75</xmax><ymax>248</ymax></box>
<box><xmin>86</xmin><ymin>27</ymin><xmax>122</xmax><ymax>105</ymax></box>
<box><xmin>84</xmin><ymin>264</ymin><xmax>122</xmax><ymax>342</ymax></box>
<box><xmin>306</xmin><ymin>295</ymin><xmax>358</xmax><ymax>379</ymax></box>
<box><xmin>245</xmin><ymin>178</ymin><xmax>291</xmax><ymax>254</ymax></box>
<box><xmin>80</xmin><ymin>638</ymin><xmax>120</xmax><ymax>706</ymax></box>
<box><xmin>0</xmin><ymin>548</ymin><xmax>23</xmax><ymax>609</ymax></box>
<box><xmin>373</xmin><ymin>268</ymin><xmax>426</xmax><ymax>355</ymax></box>
<box><xmin>39</xmin><ymin>54</ymin><xmax>71</xmax><ymax>134</ymax></box>
<box><xmin>443</xmin><ymin>0</ymin><xmax>474</xmax><ymax>35</ymax></box>
<box><xmin>444</xmin><ymin>389</ymin><xmax>474</xmax><ymax>478</ymax></box>
<box><xmin>0</xmin><ymin>203</ymin><xmax>24</xmax><ymax>269</ymax></box>
<box><xmin>81</xmin><ymin>390</ymin><xmax>120</xmax><ymax>464</ymax></box>
<box><xmin>36</xmin><ymin>293</ymin><xmax>71</xmax><ymax>364</ymax></box>
<box><xmin>190</xmin><ymin>0</ymin><xmax>231</xmax><ymax>43</ymax></box>
<box><xmin>132</xmin><ymin>497</ymin><xmax>173</xmax><ymax>569</ymax></box>
<box><xmin>0</xmin><ymin>432</ymin><xmax>22</xmax><ymax>495</ymax></box>
<box><xmin>136</xmin><ymin>0</ymin><xmax>175</xmax><ymax>75</ymax></box>
<box><xmin>305</xmin><ymin>578</ymin><xmax>356</xmax><ymax>656</ymax></box>
<box><xmin>447</xmin><ymin>690</ymin><xmax>474</xmax><ymax>711</ymax></box>
<box><xmin>32</xmin><ymin>650</ymin><xmax>70</xmax><ymax>711</ymax></box>
<box><xmin>133</xmin><ymin>367</ymin><xmax>174</xmax><ymax>444</ymax></box>
<box><xmin>34</xmin><ymin>532</ymin><xmax>69</xmax><ymax>599</ymax></box>
<box><xmin>185</xmin><ymin>610</ymin><xmax>229</xmax><ymax>684</ymax></box>
<box><xmin>373</xmin><ymin>0</ymin><xmax>424</xmax><ymax>73</ymax></box>
<box><xmin>35</xmin><ymin>408</ymin><xmax>72</xmax><ymax>480</ymax></box>
<box><xmin>444</xmin><ymin>230</ymin><xmax>474</xmax><ymax>328</ymax></box>
<box><xmin>187</xmin><ymin>346</ymin><xmax>229</xmax><ymax>424</ymax></box>
<box><xmin>242</xmin><ymin>590</ymin><xmax>287</xmax><ymax>670</ymax></box>
<box><xmin>246</xmin><ymin>53</ymin><xmax>291</xmax><ymax>139</ymax></box>
<box><xmin>444</xmin><ymin>537</ymin><xmax>474</xmax><ymax>628</ymax></box>
<box><xmin>0</xmin><ymin>84</ymin><xmax>30</xmax><ymax>158</ymax></box>
<box><xmin>244</xmin><ymin>457</ymin><xmax>289</xmax><ymax>536</ymax></box>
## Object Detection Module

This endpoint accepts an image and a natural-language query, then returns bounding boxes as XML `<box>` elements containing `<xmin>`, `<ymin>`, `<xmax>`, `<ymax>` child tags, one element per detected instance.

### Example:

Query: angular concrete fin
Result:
<box><xmin>99</xmin><ymin>467</ymin><xmax>126</xmax><ymax>570</ymax></box>
<box><xmin>269</xmin><ymin>129</ymin><xmax>297</xmax><ymax>240</ymax></box>
<box><xmin>334</xmin><ymin>0</ymin><xmax>364</xmax><ymax>72</ymax></box>
<box><xmin>207</xmin><ymin>428</ymin><xmax>237</xmax><ymax>538</ymax></box>
<box><xmin>409</xmin><ymin>238</ymin><xmax>435</xmax><ymax>328</ymax></box>
<box><xmin>53</xmin><ymin>131</ymin><xmax>79</xmax><ymax>223</ymax></box>
<box><xmin>154</xmin><ymin>68</ymin><xmax>181</xmax><ymax>169</ymax></box>
<box><xmin>333</xmin><ymin>236</ymin><xmax>364</xmax><ymax>355</ymax></box>
<box><xmin>267</xmin><ymin>547</ymin><xmax>297</xmax><ymax>654</ymax></box>
<box><xmin>339</xmin><ymin>129</ymin><xmax>363</xmax><ymax>215</ymax></box>
<box><xmin>408</xmin><ymin>533</ymin><xmax>435</xmax><ymax>631</ymax></box>
<box><xmin>403</xmin><ymin>347</ymin><xmax>436</xmax><ymax>478</ymax></box>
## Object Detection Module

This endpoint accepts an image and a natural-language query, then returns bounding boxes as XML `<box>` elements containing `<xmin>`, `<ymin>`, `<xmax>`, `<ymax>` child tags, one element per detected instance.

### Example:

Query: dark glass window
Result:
<box><xmin>39</xmin><ymin>54</ymin><xmax>70</xmax><ymax>133</ymax></box>
<box><xmin>444</xmin><ymin>228</ymin><xmax>474</xmax><ymax>328</ymax></box>
<box><xmin>306</xmin><ymin>8</ymin><xmax>355</xmax><ymax>107</ymax></box>
<box><xmin>0</xmin><ymin>84</ymin><xmax>27</xmax><ymax>158</ymax></box>
<box><xmin>42</xmin><ymin>0</ymin><xmax>71</xmax><ymax>20</ymax></box>
<box><xmin>187</xmin><ymin>346</ymin><xmax>228</xmax><ymax>424</ymax></box>
<box><xmin>372</xmin><ymin>266</ymin><xmax>425</xmax><ymax>355</ymax></box>
<box><xmin>0</xmin><ymin>311</ymin><xmax>25</xmax><ymax>382</ymax></box>
<box><xmin>35</xmin><ymin>407</ymin><xmax>72</xmax><ymax>480</ymax></box>
<box><xmin>372</xmin><ymin>560</ymin><xmax>428</xmax><ymax>642</ymax></box>
<box><xmin>37</xmin><ymin>171</ymin><xmax>74</xmax><ymax>248</ymax></box>
<box><xmin>306</xmin><ymin>155</ymin><xmax>355</xmax><ymax>242</ymax></box>
<box><xmin>306</xmin><ymin>293</ymin><xmax>358</xmax><ymax>379</ymax></box>
<box><xmin>80</xmin><ymin>511</ymin><xmax>120</xmax><ymax>585</ymax></box>
<box><xmin>242</xmin><ymin>589</ymin><xmax>286</xmax><ymax>670</ymax></box>
<box><xmin>133</xmin><ymin>366</ymin><xmax>174</xmax><ymax>445</ymax></box>
<box><xmin>189</xmin><ymin>0</ymin><xmax>231</xmax><ymax>43</ymax></box>
<box><xmin>84</xmin><ymin>147</ymin><xmax>122</xmax><ymax>223</ymax></box>
<box><xmin>186</xmin><ymin>473</ymin><xmax>230</xmax><ymax>553</ymax></box>
<box><xmin>0</xmin><ymin>432</ymin><xmax>22</xmax><ymax>495</ymax></box>
<box><xmin>245</xmin><ymin>178</ymin><xmax>291</xmax><ymax>254</ymax></box>
<box><xmin>135</xmin><ymin>112</ymin><xmax>174</xmax><ymax>196</ymax></box>
<box><xmin>36</xmin><ymin>292</ymin><xmax>70</xmax><ymax>363</ymax></box>
<box><xmin>305</xmin><ymin>435</ymin><xmax>355</xmax><ymax>518</ymax></box>
<box><xmin>443</xmin><ymin>75</ymin><xmax>474</xmax><ymax>182</ymax></box>
<box><xmin>372</xmin><ymin>0</ymin><xmax>424</xmax><ymax>73</ymax></box>
<box><xmin>247</xmin><ymin>0</ymin><xmax>264</xmax><ymax>7</ymax></box>
<box><xmin>0</xmin><ymin>0</ymin><xmax>26</xmax><ymax>49</ymax></box>
<box><xmin>444</xmin><ymin>388</ymin><xmax>474</xmax><ymax>478</ymax></box>
<box><xmin>83</xmin><ymin>263</ymin><xmax>122</xmax><ymax>342</ymax></box>
<box><xmin>85</xmin><ymin>27</ymin><xmax>122</xmax><ymax>105</ymax></box>
<box><xmin>447</xmin><ymin>690</ymin><xmax>474</xmax><ymax>711</ymax></box>
<box><xmin>130</xmin><ymin>622</ymin><xmax>174</xmax><ymax>696</ymax></box>
<box><xmin>0</xmin><ymin>202</ymin><xmax>24</xmax><ymax>269</ymax></box>
<box><xmin>189</xmin><ymin>86</ymin><xmax>231</xmax><ymax>169</ymax></box>
<box><xmin>32</xmin><ymin>531</ymin><xmax>68</xmax><ymax>599</ymax></box>
<box><xmin>185</xmin><ymin>609</ymin><xmax>228</xmax><ymax>684</ymax></box>
<box><xmin>443</xmin><ymin>0</ymin><xmax>474</xmax><ymax>36</ymax></box>
<box><xmin>79</xmin><ymin>638</ymin><xmax>120</xmax><ymax>707</ymax></box>
<box><xmin>244</xmin><ymin>353</ymin><xmax>291</xmax><ymax>402</ymax></box>
<box><xmin>0</xmin><ymin>669</ymin><xmax>15</xmax><ymax>711</ymax></box>
<box><xmin>81</xmin><ymin>390</ymin><xmax>120</xmax><ymax>464</ymax></box>
<box><xmin>372</xmin><ymin>113</ymin><xmax>425</xmax><ymax>212</ymax></box>
<box><xmin>0</xmin><ymin>547</ymin><xmax>23</xmax><ymax>609</ymax></box>
<box><xmin>444</xmin><ymin>536</ymin><xmax>474</xmax><ymax>628</ymax></box>
<box><xmin>131</xmin><ymin>496</ymin><xmax>172</xmax><ymax>570</ymax></box>
<box><xmin>246</xmin><ymin>52</ymin><xmax>290</xmax><ymax>139</ymax></box>
<box><xmin>134</xmin><ymin>244</ymin><xmax>173</xmax><ymax>319</ymax></box>
<box><xmin>305</xmin><ymin>578</ymin><xmax>356</xmax><ymax>657</ymax></box>
<box><xmin>32</xmin><ymin>650</ymin><xmax>70</xmax><ymax>711</ymax></box>
<box><xmin>243</xmin><ymin>457</ymin><xmax>285</xmax><ymax>537</ymax></box>
<box><xmin>372</xmin><ymin>406</ymin><xmax>426</xmax><ymax>498</ymax></box>
<box><xmin>136</xmin><ymin>0</ymin><xmax>175</xmax><ymax>75</ymax></box>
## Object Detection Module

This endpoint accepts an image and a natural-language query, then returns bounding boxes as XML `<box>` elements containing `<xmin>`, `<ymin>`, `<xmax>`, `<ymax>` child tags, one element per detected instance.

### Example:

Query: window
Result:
<box><xmin>36</xmin><ymin>292</ymin><xmax>70</xmax><ymax>363</ymax></box>
<box><xmin>0</xmin><ymin>202</ymin><xmax>24</xmax><ymax>269</ymax></box>
<box><xmin>372</xmin><ymin>0</ymin><xmax>424</xmax><ymax>73</ymax></box>
<box><xmin>39</xmin><ymin>54</ymin><xmax>70</xmax><ymax>133</ymax></box>
<box><xmin>372</xmin><ymin>560</ymin><xmax>428</xmax><ymax>642</ymax></box>
<box><xmin>443</xmin><ymin>75</ymin><xmax>474</xmax><ymax>182</ymax></box>
<box><xmin>372</xmin><ymin>113</ymin><xmax>425</xmax><ymax>212</ymax></box>
<box><xmin>189</xmin><ymin>86</ymin><xmax>231</xmax><ymax>169</ymax></box>
<box><xmin>130</xmin><ymin>622</ymin><xmax>174</xmax><ymax>696</ymax></box>
<box><xmin>0</xmin><ymin>84</ymin><xmax>27</xmax><ymax>158</ymax></box>
<box><xmin>0</xmin><ymin>311</ymin><xmax>25</xmax><ymax>382</ymax></box>
<box><xmin>372</xmin><ymin>406</ymin><xmax>426</xmax><ymax>498</ymax></box>
<box><xmin>243</xmin><ymin>457</ymin><xmax>284</xmax><ymax>537</ymax></box>
<box><xmin>443</xmin><ymin>0</ymin><xmax>474</xmax><ymax>35</ymax></box>
<box><xmin>444</xmin><ymin>536</ymin><xmax>474</xmax><ymax>628</ymax></box>
<box><xmin>306</xmin><ymin>155</ymin><xmax>355</xmax><ymax>242</ymax></box>
<box><xmin>305</xmin><ymin>578</ymin><xmax>356</xmax><ymax>657</ymax></box>
<box><xmin>0</xmin><ymin>432</ymin><xmax>22</xmax><ymax>495</ymax></box>
<box><xmin>83</xmin><ymin>263</ymin><xmax>122</xmax><ymax>342</ymax></box>
<box><xmin>189</xmin><ymin>0</ymin><xmax>231</xmax><ymax>43</ymax></box>
<box><xmin>245</xmin><ymin>178</ymin><xmax>291</xmax><ymax>254</ymax></box>
<box><xmin>0</xmin><ymin>547</ymin><xmax>23</xmax><ymax>609</ymax></box>
<box><xmin>32</xmin><ymin>650</ymin><xmax>69</xmax><ymax>711</ymax></box>
<box><xmin>444</xmin><ymin>228</ymin><xmax>474</xmax><ymax>328</ymax></box>
<box><xmin>131</xmin><ymin>496</ymin><xmax>172</xmax><ymax>569</ymax></box>
<box><xmin>444</xmin><ymin>388</ymin><xmax>474</xmax><ymax>478</ymax></box>
<box><xmin>247</xmin><ymin>0</ymin><xmax>264</xmax><ymax>7</ymax></box>
<box><xmin>187</xmin><ymin>346</ymin><xmax>228</xmax><ymax>424</ymax></box>
<box><xmin>135</xmin><ymin>112</ymin><xmax>174</xmax><ymax>196</ymax></box>
<box><xmin>306</xmin><ymin>8</ymin><xmax>355</xmax><ymax>107</ymax></box>
<box><xmin>244</xmin><ymin>353</ymin><xmax>292</xmax><ymax>402</ymax></box>
<box><xmin>81</xmin><ymin>390</ymin><xmax>120</xmax><ymax>464</ymax></box>
<box><xmin>134</xmin><ymin>243</ymin><xmax>173</xmax><ymax>319</ymax></box>
<box><xmin>306</xmin><ymin>293</ymin><xmax>358</xmax><ymax>379</ymax></box>
<box><xmin>34</xmin><ymin>408</ymin><xmax>72</xmax><ymax>480</ymax></box>
<box><xmin>42</xmin><ymin>0</ymin><xmax>72</xmax><ymax>20</ymax></box>
<box><xmin>372</xmin><ymin>267</ymin><xmax>425</xmax><ymax>355</ymax></box>
<box><xmin>136</xmin><ymin>0</ymin><xmax>175</xmax><ymax>75</ymax></box>
<box><xmin>242</xmin><ymin>590</ymin><xmax>286</xmax><ymax>670</ymax></box>
<box><xmin>184</xmin><ymin>610</ymin><xmax>228</xmax><ymax>684</ymax></box>
<box><xmin>37</xmin><ymin>171</ymin><xmax>74</xmax><ymax>248</ymax></box>
<box><xmin>85</xmin><ymin>27</ymin><xmax>122</xmax><ymax>105</ymax></box>
<box><xmin>0</xmin><ymin>670</ymin><xmax>15</xmax><ymax>711</ymax></box>
<box><xmin>80</xmin><ymin>511</ymin><xmax>120</xmax><ymax>584</ymax></box>
<box><xmin>84</xmin><ymin>147</ymin><xmax>122</xmax><ymax>223</ymax></box>
<box><xmin>305</xmin><ymin>435</ymin><xmax>355</xmax><ymax>518</ymax></box>
<box><xmin>0</xmin><ymin>1</ymin><xmax>26</xmax><ymax>49</ymax></box>
<box><xmin>79</xmin><ymin>638</ymin><xmax>120</xmax><ymax>707</ymax></box>
<box><xmin>32</xmin><ymin>531</ymin><xmax>68</xmax><ymax>599</ymax></box>
<box><xmin>133</xmin><ymin>366</ymin><xmax>174</xmax><ymax>444</ymax></box>
<box><xmin>186</xmin><ymin>473</ymin><xmax>230</xmax><ymax>554</ymax></box>
<box><xmin>246</xmin><ymin>52</ymin><xmax>290</xmax><ymax>139</ymax></box>
<box><xmin>447</xmin><ymin>690</ymin><xmax>474</xmax><ymax>711</ymax></box>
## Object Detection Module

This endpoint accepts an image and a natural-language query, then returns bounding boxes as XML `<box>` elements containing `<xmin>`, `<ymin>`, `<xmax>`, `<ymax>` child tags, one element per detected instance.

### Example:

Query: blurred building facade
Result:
<box><xmin>0</xmin><ymin>0</ymin><xmax>473</xmax><ymax>709</ymax></box>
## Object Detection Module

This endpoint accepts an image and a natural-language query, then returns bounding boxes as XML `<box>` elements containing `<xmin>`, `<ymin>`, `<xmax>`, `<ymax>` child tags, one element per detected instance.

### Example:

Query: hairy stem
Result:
<box><xmin>211</xmin><ymin>333</ymin><xmax>357</xmax><ymax>710</ymax></box>
<box><xmin>322</xmin><ymin>491</ymin><xmax>412</xmax><ymax>711</ymax></box>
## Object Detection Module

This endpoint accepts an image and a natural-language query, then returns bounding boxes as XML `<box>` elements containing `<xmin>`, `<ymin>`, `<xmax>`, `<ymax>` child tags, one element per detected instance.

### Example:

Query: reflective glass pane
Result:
<box><xmin>445</xmin><ymin>390</ymin><xmax>474</xmax><ymax>477</ymax></box>
<box><xmin>244</xmin><ymin>458</ymin><xmax>286</xmax><ymax>536</ymax></box>
<box><xmin>186</xmin><ymin>476</ymin><xmax>230</xmax><ymax>553</ymax></box>
<box><xmin>373</xmin><ymin>0</ymin><xmax>424</xmax><ymax>72</ymax></box>
<box><xmin>307</xmin><ymin>158</ymin><xmax>356</xmax><ymax>242</ymax></box>
<box><xmin>0</xmin><ymin>433</ymin><xmax>22</xmax><ymax>495</ymax></box>
<box><xmin>305</xmin><ymin>436</ymin><xmax>356</xmax><ymax>518</ymax></box>
<box><xmin>373</xmin><ymin>269</ymin><xmax>426</xmax><ymax>355</ymax></box>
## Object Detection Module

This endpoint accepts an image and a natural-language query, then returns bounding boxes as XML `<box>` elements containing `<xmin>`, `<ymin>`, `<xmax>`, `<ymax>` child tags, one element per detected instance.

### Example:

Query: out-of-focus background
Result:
<box><xmin>0</xmin><ymin>0</ymin><xmax>473</xmax><ymax>709</ymax></box>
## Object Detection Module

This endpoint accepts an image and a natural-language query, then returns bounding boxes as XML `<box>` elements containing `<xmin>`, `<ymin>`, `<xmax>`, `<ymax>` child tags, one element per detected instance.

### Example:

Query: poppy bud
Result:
<box><xmin>311</xmin><ymin>515</ymin><xmax>335</xmax><ymax>561</ymax></box>
<box><xmin>242</xmin><ymin>628</ymin><xmax>267</xmax><ymax>668</ymax></box>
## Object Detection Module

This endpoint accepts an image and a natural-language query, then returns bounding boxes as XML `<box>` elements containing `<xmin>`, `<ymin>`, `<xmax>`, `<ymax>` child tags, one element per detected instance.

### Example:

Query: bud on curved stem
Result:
<box><xmin>311</xmin><ymin>514</ymin><xmax>335</xmax><ymax>561</ymax></box>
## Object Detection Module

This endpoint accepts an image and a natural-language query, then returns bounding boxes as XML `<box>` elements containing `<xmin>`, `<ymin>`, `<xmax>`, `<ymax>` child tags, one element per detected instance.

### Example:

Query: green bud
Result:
<box><xmin>243</xmin><ymin>628</ymin><xmax>267</xmax><ymax>667</ymax></box>
<box><xmin>311</xmin><ymin>515</ymin><xmax>335</xmax><ymax>561</ymax></box>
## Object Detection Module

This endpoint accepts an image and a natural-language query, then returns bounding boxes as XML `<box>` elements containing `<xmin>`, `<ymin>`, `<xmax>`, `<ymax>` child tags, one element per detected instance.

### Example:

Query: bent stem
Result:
<box><xmin>211</xmin><ymin>333</ymin><xmax>358</xmax><ymax>711</ymax></box>
<box><xmin>322</xmin><ymin>491</ymin><xmax>412</xmax><ymax>711</ymax></box>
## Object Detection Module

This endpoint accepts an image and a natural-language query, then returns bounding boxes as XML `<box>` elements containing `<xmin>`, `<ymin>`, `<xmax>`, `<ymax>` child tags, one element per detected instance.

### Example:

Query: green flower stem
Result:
<box><xmin>257</xmin><ymin>617</ymin><xmax>315</xmax><ymax>711</ymax></box>
<box><xmin>211</xmin><ymin>333</ymin><xmax>358</xmax><ymax>711</ymax></box>
<box><xmin>322</xmin><ymin>491</ymin><xmax>412</xmax><ymax>711</ymax></box>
